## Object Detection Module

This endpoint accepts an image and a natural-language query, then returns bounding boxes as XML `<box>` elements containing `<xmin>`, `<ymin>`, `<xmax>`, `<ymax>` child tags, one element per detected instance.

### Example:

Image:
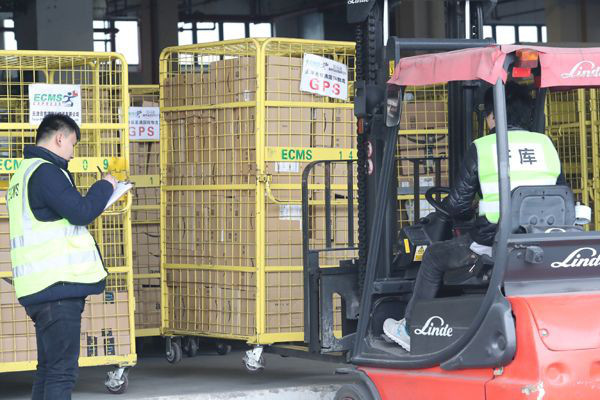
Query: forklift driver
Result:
<box><xmin>383</xmin><ymin>82</ymin><xmax>567</xmax><ymax>352</ymax></box>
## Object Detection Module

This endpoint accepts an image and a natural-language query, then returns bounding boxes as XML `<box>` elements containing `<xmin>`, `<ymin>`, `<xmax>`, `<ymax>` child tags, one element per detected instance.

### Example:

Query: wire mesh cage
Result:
<box><xmin>160</xmin><ymin>38</ymin><xmax>355</xmax><ymax>343</ymax></box>
<box><xmin>129</xmin><ymin>85</ymin><xmax>161</xmax><ymax>337</ymax></box>
<box><xmin>0</xmin><ymin>51</ymin><xmax>135</xmax><ymax>373</ymax></box>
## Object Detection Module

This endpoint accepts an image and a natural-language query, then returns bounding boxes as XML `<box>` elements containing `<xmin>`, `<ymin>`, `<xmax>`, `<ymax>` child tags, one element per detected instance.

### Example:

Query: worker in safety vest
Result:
<box><xmin>383</xmin><ymin>82</ymin><xmax>566</xmax><ymax>352</ymax></box>
<box><xmin>6</xmin><ymin>114</ymin><xmax>117</xmax><ymax>399</ymax></box>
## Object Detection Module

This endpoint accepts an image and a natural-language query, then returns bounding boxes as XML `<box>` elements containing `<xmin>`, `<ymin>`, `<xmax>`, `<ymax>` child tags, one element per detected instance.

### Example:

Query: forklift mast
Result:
<box><xmin>347</xmin><ymin>0</ymin><xmax>495</xmax><ymax>286</ymax></box>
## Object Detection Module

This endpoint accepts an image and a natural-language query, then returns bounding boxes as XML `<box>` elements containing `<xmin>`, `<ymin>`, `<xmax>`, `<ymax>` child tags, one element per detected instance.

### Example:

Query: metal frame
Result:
<box><xmin>0</xmin><ymin>50</ymin><xmax>136</xmax><ymax>378</ymax></box>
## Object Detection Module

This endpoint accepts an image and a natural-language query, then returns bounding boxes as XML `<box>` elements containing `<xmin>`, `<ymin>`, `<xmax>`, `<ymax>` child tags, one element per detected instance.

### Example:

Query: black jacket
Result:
<box><xmin>18</xmin><ymin>145</ymin><xmax>114</xmax><ymax>306</ymax></box>
<box><xmin>442</xmin><ymin>130</ymin><xmax>567</xmax><ymax>246</ymax></box>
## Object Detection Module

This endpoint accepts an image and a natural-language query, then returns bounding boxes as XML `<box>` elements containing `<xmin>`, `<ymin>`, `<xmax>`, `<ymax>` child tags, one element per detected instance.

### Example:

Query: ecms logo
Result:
<box><xmin>32</xmin><ymin>90</ymin><xmax>79</xmax><ymax>107</ymax></box>
<box><xmin>413</xmin><ymin>316</ymin><xmax>453</xmax><ymax>337</ymax></box>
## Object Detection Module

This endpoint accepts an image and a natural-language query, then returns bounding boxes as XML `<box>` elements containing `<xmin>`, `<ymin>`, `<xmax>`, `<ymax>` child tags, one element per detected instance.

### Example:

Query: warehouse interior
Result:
<box><xmin>0</xmin><ymin>0</ymin><xmax>599</xmax><ymax>83</ymax></box>
<box><xmin>1</xmin><ymin>1</ymin><xmax>600</xmax><ymax>399</ymax></box>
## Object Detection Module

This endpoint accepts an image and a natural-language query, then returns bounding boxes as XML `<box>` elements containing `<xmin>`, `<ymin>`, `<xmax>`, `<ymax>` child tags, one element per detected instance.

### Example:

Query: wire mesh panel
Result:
<box><xmin>129</xmin><ymin>85</ymin><xmax>161</xmax><ymax>337</ymax></box>
<box><xmin>0</xmin><ymin>51</ymin><xmax>135</xmax><ymax>373</ymax></box>
<box><xmin>396</xmin><ymin>85</ymin><xmax>450</xmax><ymax>229</ymax></box>
<box><xmin>160</xmin><ymin>38</ymin><xmax>356</xmax><ymax>344</ymax></box>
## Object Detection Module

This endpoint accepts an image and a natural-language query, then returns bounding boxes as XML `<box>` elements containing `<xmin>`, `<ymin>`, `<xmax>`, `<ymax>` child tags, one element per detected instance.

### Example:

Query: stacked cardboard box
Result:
<box><xmin>0</xmin><ymin>279</ymin><xmax>131</xmax><ymax>362</ymax></box>
<box><xmin>162</xmin><ymin>52</ymin><xmax>356</xmax><ymax>337</ymax></box>
<box><xmin>134</xmin><ymin>283</ymin><xmax>161</xmax><ymax>329</ymax></box>
<box><xmin>167</xmin><ymin>270</ymin><xmax>256</xmax><ymax>335</ymax></box>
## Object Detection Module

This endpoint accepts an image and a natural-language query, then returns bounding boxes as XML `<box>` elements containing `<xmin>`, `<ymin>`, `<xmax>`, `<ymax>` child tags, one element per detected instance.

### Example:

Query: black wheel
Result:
<box><xmin>166</xmin><ymin>340</ymin><xmax>182</xmax><ymax>364</ymax></box>
<box><xmin>106</xmin><ymin>374</ymin><xmax>128</xmax><ymax>395</ymax></box>
<box><xmin>184</xmin><ymin>337</ymin><xmax>199</xmax><ymax>357</ymax></box>
<box><xmin>334</xmin><ymin>383</ymin><xmax>373</xmax><ymax>400</ymax></box>
<box><xmin>243</xmin><ymin>355</ymin><xmax>265</xmax><ymax>373</ymax></box>
<box><xmin>216</xmin><ymin>342</ymin><xmax>231</xmax><ymax>355</ymax></box>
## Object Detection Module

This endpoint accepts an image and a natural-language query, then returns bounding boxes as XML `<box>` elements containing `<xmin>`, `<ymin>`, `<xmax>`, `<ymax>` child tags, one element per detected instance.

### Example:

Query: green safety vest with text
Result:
<box><xmin>474</xmin><ymin>130</ymin><xmax>561</xmax><ymax>224</ymax></box>
<box><xmin>6</xmin><ymin>158</ymin><xmax>107</xmax><ymax>299</ymax></box>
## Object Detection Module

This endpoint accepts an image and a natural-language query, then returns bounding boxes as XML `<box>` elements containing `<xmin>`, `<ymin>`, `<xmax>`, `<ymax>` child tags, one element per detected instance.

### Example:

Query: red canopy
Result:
<box><xmin>388</xmin><ymin>45</ymin><xmax>600</xmax><ymax>88</ymax></box>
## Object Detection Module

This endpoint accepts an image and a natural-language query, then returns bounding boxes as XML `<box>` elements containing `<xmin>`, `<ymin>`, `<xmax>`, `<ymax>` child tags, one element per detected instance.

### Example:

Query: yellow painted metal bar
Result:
<box><xmin>159</xmin><ymin>48</ymin><xmax>169</xmax><ymax>336</ymax></box>
<box><xmin>590</xmin><ymin>89</ymin><xmax>600</xmax><ymax>229</ymax></box>
<box><xmin>134</xmin><ymin>273</ymin><xmax>161</xmax><ymax>279</ymax></box>
<box><xmin>130</xmin><ymin>174</ymin><xmax>160</xmax><ymax>187</ymax></box>
<box><xmin>162</xmin><ymin>184</ymin><xmax>256</xmax><ymax>191</ymax></box>
<box><xmin>264</xmin><ymin>100</ymin><xmax>354</xmax><ymax>109</ymax></box>
<box><xmin>162</xmin><ymin>102</ymin><xmax>256</xmax><ymax>113</ymax></box>
<box><xmin>577</xmin><ymin>89</ymin><xmax>589</xmax><ymax>206</ymax></box>
<box><xmin>132</xmin><ymin>205</ymin><xmax>160</xmax><ymax>211</ymax></box>
<box><xmin>265</xmin><ymin>146</ymin><xmax>355</xmax><ymax>162</ymax></box>
<box><xmin>255</xmin><ymin>41</ymin><xmax>267</xmax><ymax>341</ymax></box>
<box><xmin>164</xmin><ymin>263</ymin><xmax>256</xmax><ymax>273</ymax></box>
<box><xmin>0</xmin><ymin>157</ymin><xmax>125</xmax><ymax>174</ymax></box>
<box><xmin>0</xmin><ymin>123</ymin><xmax>127</xmax><ymax>130</ymax></box>
<box><xmin>255</xmin><ymin>332</ymin><xmax>304</xmax><ymax>344</ymax></box>
<box><xmin>135</xmin><ymin>328</ymin><xmax>161</xmax><ymax>337</ymax></box>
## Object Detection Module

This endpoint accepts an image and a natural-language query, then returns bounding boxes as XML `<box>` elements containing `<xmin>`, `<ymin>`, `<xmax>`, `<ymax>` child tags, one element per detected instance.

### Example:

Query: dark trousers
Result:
<box><xmin>24</xmin><ymin>298</ymin><xmax>85</xmax><ymax>400</ymax></box>
<box><xmin>404</xmin><ymin>235</ymin><xmax>479</xmax><ymax>325</ymax></box>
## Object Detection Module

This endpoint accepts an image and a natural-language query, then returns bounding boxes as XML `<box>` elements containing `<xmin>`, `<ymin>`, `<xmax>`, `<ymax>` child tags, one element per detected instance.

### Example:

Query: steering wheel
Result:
<box><xmin>425</xmin><ymin>187</ymin><xmax>451</xmax><ymax>218</ymax></box>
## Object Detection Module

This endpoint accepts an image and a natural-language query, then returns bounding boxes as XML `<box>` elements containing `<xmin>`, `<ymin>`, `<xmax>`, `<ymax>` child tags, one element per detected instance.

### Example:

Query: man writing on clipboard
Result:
<box><xmin>6</xmin><ymin>113</ymin><xmax>117</xmax><ymax>400</ymax></box>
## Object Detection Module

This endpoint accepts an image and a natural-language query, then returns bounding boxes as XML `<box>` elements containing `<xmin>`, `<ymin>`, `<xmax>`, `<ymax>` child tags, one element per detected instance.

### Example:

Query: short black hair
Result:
<box><xmin>484</xmin><ymin>82</ymin><xmax>535</xmax><ymax>130</ymax></box>
<box><xmin>36</xmin><ymin>114</ymin><xmax>81</xmax><ymax>144</ymax></box>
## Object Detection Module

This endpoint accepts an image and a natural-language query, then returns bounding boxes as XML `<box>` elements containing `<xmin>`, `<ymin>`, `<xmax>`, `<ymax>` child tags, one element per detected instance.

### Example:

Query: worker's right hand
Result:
<box><xmin>103</xmin><ymin>174</ymin><xmax>118</xmax><ymax>190</ymax></box>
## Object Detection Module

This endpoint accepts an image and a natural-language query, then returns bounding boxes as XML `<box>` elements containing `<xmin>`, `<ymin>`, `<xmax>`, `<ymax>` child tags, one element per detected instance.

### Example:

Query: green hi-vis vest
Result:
<box><xmin>474</xmin><ymin>130</ymin><xmax>561</xmax><ymax>224</ymax></box>
<box><xmin>6</xmin><ymin>158</ymin><xmax>107</xmax><ymax>299</ymax></box>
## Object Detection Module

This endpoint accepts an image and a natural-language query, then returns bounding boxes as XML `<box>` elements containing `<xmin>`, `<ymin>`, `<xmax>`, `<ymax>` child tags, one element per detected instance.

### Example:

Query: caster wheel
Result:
<box><xmin>216</xmin><ymin>343</ymin><xmax>231</xmax><ymax>355</ymax></box>
<box><xmin>166</xmin><ymin>340</ymin><xmax>182</xmax><ymax>364</ymax></box>
<box><xmin>243</xmin><ymin>355</ymin><xmax>265</xmax><ymax>373</ymax></box>
<box><xmin>184</xmin><ymin>337</ymin><xmax>199</xmax><ymax>357</ymax></box>
<box><xmin>334</xmin><ymin>383</ymin><xmax>373</xmax><ymax>400</ymax></box>
<box><xmin>105</xmin><ymin>372</ymin><xmax>128</xmax><ymax>395</ymax></box>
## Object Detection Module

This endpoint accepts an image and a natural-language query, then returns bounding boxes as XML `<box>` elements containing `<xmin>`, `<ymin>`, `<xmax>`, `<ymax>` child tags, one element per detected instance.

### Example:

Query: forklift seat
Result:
<box><xmin>510</xmin><ymin>185</ymin><xmax>579</xmax><ymax>233</ymax></box>
<box><xmin>443</xmin><ymin>185</ymin><xmax>579</xmax><ymax>287</ymax></box>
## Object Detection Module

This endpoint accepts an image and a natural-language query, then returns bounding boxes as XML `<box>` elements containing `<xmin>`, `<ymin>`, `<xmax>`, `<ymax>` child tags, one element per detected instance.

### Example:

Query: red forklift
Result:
<box><xmin>300</xmin><ymin>1</ymin><xmax>600</xmax><ymax>399</ymax></box>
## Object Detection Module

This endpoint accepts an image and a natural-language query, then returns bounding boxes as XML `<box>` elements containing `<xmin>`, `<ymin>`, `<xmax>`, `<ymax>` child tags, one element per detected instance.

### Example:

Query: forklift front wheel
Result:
<box><xmin>334</xmin><ymin>383</ymin><xmax>374</xmax><ymax>400</ymax></box>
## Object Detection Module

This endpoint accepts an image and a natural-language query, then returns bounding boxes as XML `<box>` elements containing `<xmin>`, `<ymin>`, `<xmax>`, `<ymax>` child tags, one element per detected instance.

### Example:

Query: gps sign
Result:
<box><xmin>300</xmin><ymin>53</ymin><xmax>348</xmax><ymax>101</ymax></box>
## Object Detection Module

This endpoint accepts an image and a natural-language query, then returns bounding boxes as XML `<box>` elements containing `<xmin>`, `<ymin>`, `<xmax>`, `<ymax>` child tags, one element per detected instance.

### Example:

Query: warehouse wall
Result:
<box><xmin>14</xmin><ymin>0</ymin><xmax>93</xmax><ymax>51</ymax></box>
<box><xmin>545</xmin><ymin>0</ymin><xmax>600</xmax><ymax>43</ymax></box>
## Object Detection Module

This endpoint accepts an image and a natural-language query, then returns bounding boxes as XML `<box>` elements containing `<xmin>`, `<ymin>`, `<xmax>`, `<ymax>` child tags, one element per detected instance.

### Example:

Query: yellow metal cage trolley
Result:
<box><xmin>0</xmin><ymin>51</ymin><xmax>136</xmax><ymax>393</ymax></box>
<box><xmin>129</xmin><ymin>85</ymin><xmax>161</xmax><ymax>338</ymax></box>
<box><xmin>545</xmin><ymin>88</ymin><xmax>600</xmax><ymax>230</ymax></box>
<box><xmin>159</xmin><ymin>38</ymin><xmax>361</xmax><ymax>366</ymax></box>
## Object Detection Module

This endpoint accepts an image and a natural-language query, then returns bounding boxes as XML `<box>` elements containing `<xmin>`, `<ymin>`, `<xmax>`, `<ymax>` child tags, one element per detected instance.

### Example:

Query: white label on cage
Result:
<box><xmin>129</xmin><ymin>106</ymin><xmax>160</xmax><ymax>140</ymax></box>
<box><xmin>28</xmin><ymin>84</ymin><xmax>82</xmax><ymax>124</ymax></box>
<box><xmin>420</xmin><ymin>176</ymin><xmax>435</xmax><ymax>187</ymax></box>
<box><xmin>275</xmin><ymin>162</ymin><xmax>300</xmax><ymax>173</ymax></box>
<box><xmin>280</xmin><ymin>204</ymin><xmax>302</xmax><ymax>222</ymax></box>
<box><xmin>300</xmin><ymin>53</ymin><xmax>348</xmax><ymax>101</ymax></box>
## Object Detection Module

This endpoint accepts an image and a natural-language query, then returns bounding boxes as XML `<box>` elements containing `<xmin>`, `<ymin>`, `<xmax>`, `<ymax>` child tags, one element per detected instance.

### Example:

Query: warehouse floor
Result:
<box><xmin>2</xmin><ymin>339</ymin><xmax>357</xmax><ymax>399</ymax></box>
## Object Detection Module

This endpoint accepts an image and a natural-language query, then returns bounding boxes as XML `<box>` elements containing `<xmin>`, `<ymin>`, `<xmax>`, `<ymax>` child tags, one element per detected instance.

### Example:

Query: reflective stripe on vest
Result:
<box><xmin>7</xmin><ymin>157</ymin><xmax>107</xmax><ymax>299</ymax></box>
<box><xmin>474</xmin><ymin>131</ymin><xmax>561</xmax><ymax>224</ymax></box>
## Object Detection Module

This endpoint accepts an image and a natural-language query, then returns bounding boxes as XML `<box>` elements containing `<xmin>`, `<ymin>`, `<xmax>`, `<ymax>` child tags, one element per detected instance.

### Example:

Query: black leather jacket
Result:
<box><xmin>441</xmin><ymin>130</ymin><xmax>566</xmax><ymax>246</ymax></box>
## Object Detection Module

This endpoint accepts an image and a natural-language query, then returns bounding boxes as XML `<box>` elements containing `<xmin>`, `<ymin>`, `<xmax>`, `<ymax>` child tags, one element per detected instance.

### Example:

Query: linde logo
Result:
<box><xmin>551</xmin><ymin>247</ymin><xmax>600</xmax><ymax>268</ymax></box>
<box><xmin>413</xmin><ymin>316</ymin><xmax>453</xmax><ymax>337</ymax></box>
<box><xmin>560</xmin><ymin>61</ymin><xmax>600</xmax><ymax>79</ymax></box>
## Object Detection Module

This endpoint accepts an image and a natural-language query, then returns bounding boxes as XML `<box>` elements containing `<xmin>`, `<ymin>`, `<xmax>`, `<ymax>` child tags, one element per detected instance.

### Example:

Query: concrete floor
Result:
<box><xmin>1</xmin><ymin>340</ymin><xmax>357</xmax><ymax>399</ymax></box>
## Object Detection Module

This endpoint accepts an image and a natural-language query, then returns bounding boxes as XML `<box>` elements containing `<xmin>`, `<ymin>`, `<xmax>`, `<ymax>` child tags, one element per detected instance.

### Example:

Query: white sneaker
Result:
<box><xmin>383</xmin><ymin>318</ymin><xmax>411</xmax><ymax>351</ymax></box>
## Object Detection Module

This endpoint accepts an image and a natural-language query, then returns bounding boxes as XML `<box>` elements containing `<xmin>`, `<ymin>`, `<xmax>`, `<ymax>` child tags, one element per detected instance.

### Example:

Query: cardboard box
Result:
<box><xmin>265</xmin><ymin>107</ymin><xmax>311</xmax><ymax>147</ymax></box>
<box><xmin>399</xmin><ymin>101</ymin><xmax>447</xmax><ymax>130</ymax></box>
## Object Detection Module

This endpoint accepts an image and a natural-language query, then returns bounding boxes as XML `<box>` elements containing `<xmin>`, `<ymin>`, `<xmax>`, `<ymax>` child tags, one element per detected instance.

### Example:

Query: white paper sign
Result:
<box><xmin>28</xmin><ymin>84</ymin><xmax>82</xmax><ymax>124</ymax></box>
<box><xmin>129</xmin><ymin>106</ymin><xmax>160</xmax><ymax>140</ymax></box>
<box><xmin>300</xmin><ymin>54</ymin><xmax>348</xmax><ymax>101</ymax></box>
<box><xmin>279</xmin><ymin>204</ymin><xmax>302</xmax><ymax>222</ymax></box>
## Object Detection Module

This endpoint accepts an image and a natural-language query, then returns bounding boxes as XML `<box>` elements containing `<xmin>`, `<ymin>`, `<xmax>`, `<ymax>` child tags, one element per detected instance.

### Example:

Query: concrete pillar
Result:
<box><xmin>14</xmin><ymin>0</ymin><xmax>93</xmax><ymax>51</ymax></box>
<box><xmin>133</xmin><ymin>0</ymin><xmax>178</xmax><ymax>84</ymax></box>
<box><xmin>393</xmin><ymin>0</ymin><xmax>445</xmax><ymax>39</ymax></box>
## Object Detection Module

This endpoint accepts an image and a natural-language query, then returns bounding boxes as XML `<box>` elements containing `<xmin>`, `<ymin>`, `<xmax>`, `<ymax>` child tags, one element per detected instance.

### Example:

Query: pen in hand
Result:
<box><xmin>98</xmin><ymin>166</ymin><xmax>118</xmax><ymax>189</ymax></box>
